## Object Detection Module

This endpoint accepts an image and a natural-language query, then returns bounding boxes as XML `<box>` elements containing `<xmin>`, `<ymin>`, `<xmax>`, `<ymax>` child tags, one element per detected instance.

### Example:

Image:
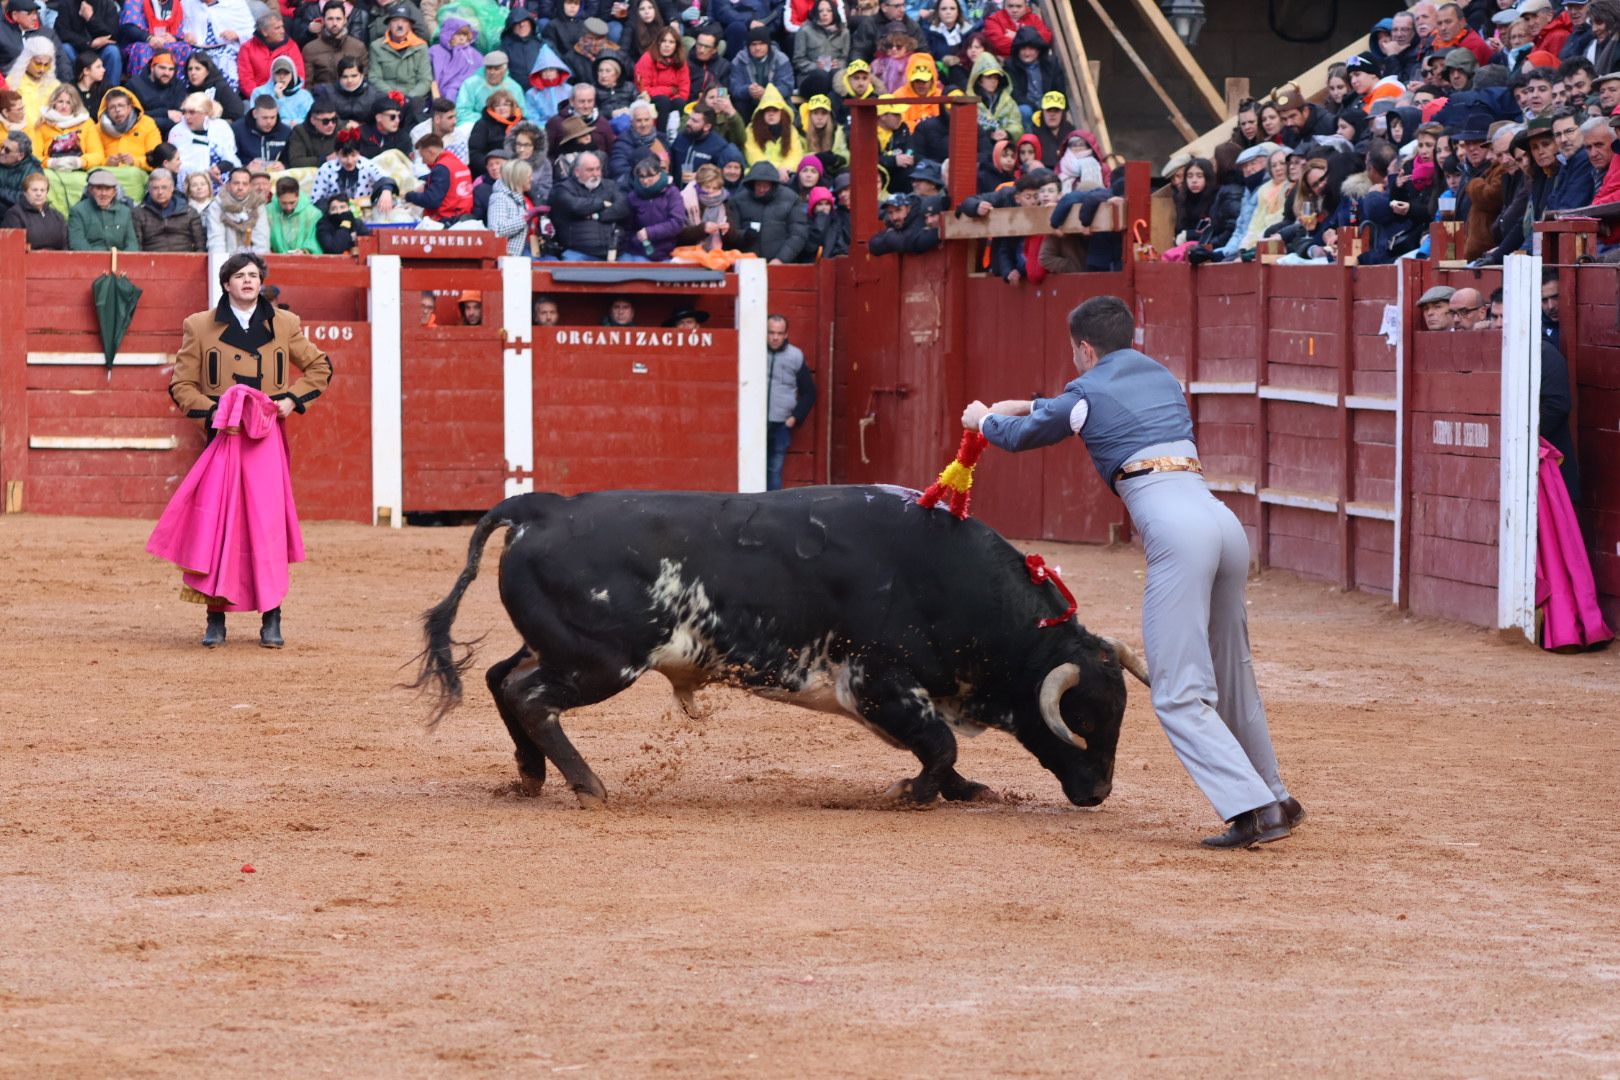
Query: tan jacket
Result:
<box><xmin>169</xmin><ymin>297</ymin><xmax>333</xmax><ymax>421</ymax></box>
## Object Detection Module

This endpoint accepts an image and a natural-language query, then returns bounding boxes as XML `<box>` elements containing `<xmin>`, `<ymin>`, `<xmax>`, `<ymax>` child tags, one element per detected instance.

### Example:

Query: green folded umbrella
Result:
<box><xmin>92</xmin><ymin>265</ymin><xmax>143</xmax><ymax>370</ymax></box>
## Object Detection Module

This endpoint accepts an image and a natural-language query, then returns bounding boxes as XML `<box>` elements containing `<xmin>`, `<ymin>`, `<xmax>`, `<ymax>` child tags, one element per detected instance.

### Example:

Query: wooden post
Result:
<box><xmin>1394</xmin><ymin>257</ymin><xmax>1420</xmax><ymax>609</ymax></box>
<box><xmin>0</xmin><ymin>229</ymin><xmax>28</xmax><ymax>514</ymax></box>
<box><xmin>1120</xmin><ymin>0</ymin><xmax>1227</xmax><ymax>121</ymax></box>
<box><xmin>1079</xmin><ymin>0</ymin><xmax>1197</xmax><ymax>143</ymax></box>
<box><xmin>1224</xmin><ymin>77</ymin><xmax>1250</xmax><ymax>118</ymax></box>
<box><xmin>1046</xmin><ymin>0</ymin><xmax>1109</xmax><ymax>149</ymax></box>
<box><xmin>1124</xmin><ymin>159</ymin><xmax>1150</xmax><ymax>288</ymax></box>
<box><xmin>1337</xmin><ymin>262</ymin><xmax>1355</xmax><ymax>591</ymax></box>
<box><xmin>947</xmin><ymin>100</ymin><xmax>979</xmax><ymax>208</ymax></box>
<box><xmin>847</xmin><ymin>101</ymin><xmax>881</xmax><ymax>250</ymax></box>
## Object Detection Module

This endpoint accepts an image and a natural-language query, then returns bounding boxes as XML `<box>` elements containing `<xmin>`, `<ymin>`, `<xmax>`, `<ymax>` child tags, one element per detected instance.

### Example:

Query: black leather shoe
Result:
<box><xmin>202</xmin><ymin>611</ymin><xmax>226</xmax><ymax>648</ymax></box>
<box><xmin>1281</xmin><ymin>796</ymin><xmax>1306</xmax><ymax>828</ymax></box>
<box><xmin>1202</xmin><ymin>801</ymin><xmax>1291</xmax><ymax>849</ymax></box>
<box><xmin>259</xmin><ymin>607</ymin><xmax>284</xmax><ymax>649</ymax></box>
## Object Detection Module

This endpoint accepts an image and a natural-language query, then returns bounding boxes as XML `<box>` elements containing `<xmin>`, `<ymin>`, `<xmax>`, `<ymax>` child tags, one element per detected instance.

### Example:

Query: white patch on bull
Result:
<box><xmin>645</xmin><ymin>560</ymin><xmax>722</xmax><ymax>684</ymax></box>
<box><xmin>590</xmin><ymin>588</ymin><xmax>610</xmax><ymax>603</ymax></box>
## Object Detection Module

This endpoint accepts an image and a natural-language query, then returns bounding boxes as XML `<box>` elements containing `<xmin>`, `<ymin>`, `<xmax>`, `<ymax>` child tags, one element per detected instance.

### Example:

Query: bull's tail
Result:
<box><xmin>405</xmin><ymin>497</ymin><xmax>535</xmax><ymax>729</ymax></box>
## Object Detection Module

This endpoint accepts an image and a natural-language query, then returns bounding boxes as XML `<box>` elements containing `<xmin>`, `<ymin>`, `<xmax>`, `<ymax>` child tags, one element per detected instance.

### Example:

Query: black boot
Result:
<box><xmin>260</xmin><ymin>607</ymin><xmax>284</xmax><ymax>649</ymax></box>
<box><xmin>202</xmin><ymin>610</ymin><xmax>226</xmax><ymax>648</ymax></box>
<box><xmin>1201</xmin><ymin>801</ymin><xmax>1291</xmax><ymax>849</ymax></box>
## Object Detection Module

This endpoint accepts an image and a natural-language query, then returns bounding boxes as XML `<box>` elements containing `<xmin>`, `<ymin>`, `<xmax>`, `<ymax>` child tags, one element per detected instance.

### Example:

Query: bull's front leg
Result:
<box><xmin>855</xmin><ymin>676</ymin><xmax>959</xmax><ymax>805</ymax></box>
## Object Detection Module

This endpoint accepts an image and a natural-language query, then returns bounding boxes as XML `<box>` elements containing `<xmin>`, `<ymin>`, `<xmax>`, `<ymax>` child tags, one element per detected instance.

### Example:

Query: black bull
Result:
<box><xmin>411</xmin><ymin>486</ymin><xmax>1150</xmax><ymax>807</ymax></box>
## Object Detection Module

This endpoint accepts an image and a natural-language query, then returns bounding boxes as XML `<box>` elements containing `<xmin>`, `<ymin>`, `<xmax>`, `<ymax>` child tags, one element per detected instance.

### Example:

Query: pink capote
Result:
<box><xmin>1535</xmin><ymin>437</ymin><xmax>1613</xmax><ymax>651</ymax></box>
<box><xmin>146</xmin><ymin>384</ymin><xmax>304</xmax><ymax>613</ymax></box>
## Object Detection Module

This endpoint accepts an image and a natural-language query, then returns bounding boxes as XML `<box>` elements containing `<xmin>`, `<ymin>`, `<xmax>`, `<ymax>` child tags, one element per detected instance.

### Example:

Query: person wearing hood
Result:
<box><xmin>369</xmin><ymin>4</ymin><xmax>432</xmax><ymax>106</ymax></box>
<box><xmin>499</xmin><ymin>7</ymin><xmax>540</xmax><ymax>88</ymax></box>
<box><xmin>205</xmin><ymin>164</ymin><xmax>269</xmax><ymax>253</ymax></box>
<box><xmin>1055</xmin><ymin>127</ymin><xmax>1105</xmax><ymax>191</ymax></box>
<box><xmin>969</xmin><ymin>49</ymin><xmax>1021</xmax><ymax>141</ymax></box>
<box><xmin>33</xmin><ymin>83</ymin><xmax>103</xmax><ymax>170</ymax></box>
<box><xmin>261</xmin><ymin>53</ymin><xmax>313</xmax><ymax>123</ymax></box>
<box><xmin>503</xmin><ymin>117</ymin><xmax>551</xmax><ymax>204</ymax></box>
<box><xmin>261</xmin><ymin>173</ymin><xmax>319</xmax><ymax>251</ymax></box>
<box><xmin>741</xmin><ymin>83</ymin><xmax>804</xmax><ymax>176</ymax></box>
<box><xmin>608</xmin><ymin>99</ymin><xmax>660</xmax><ymax>184</ymax></box>
<box><xmin>1335</xmin><ymin>107</ymin><xmax>1372</xmax><ymax>153</ymax></box>
<box><xmin>625</xmin><ymin>153</ymin><xmax>685</xmax><ymax>260</ymax></box>
<box><xmin>802</xmin><ymin>182</ymin><xmax>835</xmax><ymax>256</ymax></box>
<box><xmin>467</xmin><ymin>85</ymin><xmax>521</xmax><ymax>173</ymax></box>
<box><xmin>0</xmin><ymin>128</ymin><xmax>42</xmax><ymax>214</ymax></box>
<box><xmin>68</xmin><ymin>167</ymin><xmax>139</xmax><ymax>249</ymax></box>
<box><xmin>1</xmin><ymin>164</ymin><xmax>66</xmax><ymax>246</ymax></box>
<box><xmin>975</xmin><ymin>133</ymin><xmax>1016</xmax><ymax>190</ymax></box>
<box><xmin>1359</xmin><ymin>13</ymin><xmax>1422</xmax><ymax>83</ymax></box>
<box><xmin>431</xmin><ymin>16</ymin><xmax>483</xmax><ymax>105</ymax></box>
<box><xmin>97</xmin><ymin>85</ymin><xmax>162</xmax><ymax>167</ymax></box>
<box><xmin>686</xmin><ymin>22</ymin><xmax>731</xmax><ymax>102</ymax></box>
<box><xmin>793</xmin><ymin>0</ymin><xmax>849</xmax><ymax>84</ymax></box>
<box><xmin>523</xmin><ymin>41</ymin><xmax>572</xmax><ymax>124</ymax></box>
<box><xmin>729</xmin><ymin>26</ymin><xmax>794</xmax><ymax>120</ymax></box>
<box><xmin>798</xmin><ymin>92</ymin><xmax>849</xmax><ymax>163</ymax></box>
<box><xmin>8</xmin><ymin>38</ymin><xmax>61</xmax><ymax>127</ymax></box>
<box><xmin>591</xmin><ymin>51</ymin><xmax>636</xmax><ymax>117</ymax></box>
<box><xmin>550</xmin><ymin>147</ymin><xmax>629</xmax><ymax>259</ymax></box>
<box><xmin>896</xmin><ymin>50</ymin><xmax>941</xmax><ymax>128</ymax></box>
<box><xmin>315</xmin><ymin>189</ymin><xmax>364</xmax><ymax>251</ymax></box>
<box><xmin>981</xmin><ymin>0</ymin><xmax>1049</xmax><ymax>58</ymax></box>
<box><xmin>456</xmin><ymin>48</ymin><xmax>524</xmax><ymax>123</ymax></box>
<box><xmin>1028</xmin><ymin>89</ymin><xmax>1072</xmax><ymax>166</ymax></box>
<box><xmin>237</xmin><ymin>12</ymin><xmax>303</xmax><ymax>98</ymax></box>
<box><xmin>730</xmin><ymin>159</ymin><xmax>807</xmax><ymax>261</ymax></box>
<box><xmin>132</xmin><ymin>164</ymin><xmax>205</xmax><ymax>249</ymax></box>
<box><xmin>1005</xmin><ymin>23</ymin><xmax>1061</xmax><ymax>126</ymax></box>
<box><xmin>303</xmin><ymin>0</ymin><xmax>371</xmax><ymax>87</ymax></box>
<box><xmin>541</xmin><ymin>0</ymin><xmax>587</xmax><ymax>57</ymax></box>
<box><xmin>816</xmin><ymin>169</ymin><xmax>850</xmax><ymax>255</ymax></box>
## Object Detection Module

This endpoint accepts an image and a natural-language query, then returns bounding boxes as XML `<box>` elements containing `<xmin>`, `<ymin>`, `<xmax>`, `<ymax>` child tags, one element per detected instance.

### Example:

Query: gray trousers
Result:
<box><xmin>1119</xmin><ymin>470</ymin><xmax>1289</xmax><ymax>821</ymax></box>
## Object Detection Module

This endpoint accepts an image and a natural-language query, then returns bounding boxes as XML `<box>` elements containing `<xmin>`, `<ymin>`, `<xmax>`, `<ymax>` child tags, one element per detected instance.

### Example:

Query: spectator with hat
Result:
<box><xmin>68</xmin><ymin>167</ymin><xmax>139</xmax><ymax>250</ymax></box>
<box><xmin>1443</xmin><ymin>46</ymin><xmax>1477</xmax><ymax>91</ymax></box>
<box><xmin>470</xmin><ymin>144</ymin><xmax>509</xmax><ymax>219</ymax></box>
<box><xmin>458</xmin><ymin>289</ymin><xmax>483</xmax><ymax>325</ymax></box>
<box><xmin>456</xmin><ymin>48</ymin><xmax>523</xmax><ymax>124</ymax></box>
<box><xmin>868</xmin><ymin>189</ymin><xmax>939</xmax><ymax>255</ymax></box>
<box><xmin>730</xmin><ymin>25</ymin><xmax>794</xmax><ymax>120</ymax></box>
<box><xmin>1343</xmin><ymin>54</ymin><xmax>1381</xmax><ymax>112</ymax></box>
<box><xmin>1593</xmin><ymin>68</ymin><xmax>1620</xmax><ymax>112</ymax></box>
<box><xmin>663</xmin><ymin>305</ymin><xmax>708</xmax><ymax>329</ymax></box>
<box><xmin>369</xmin><ymin>5</ymin><xmax>432</xmax><ymax>110</ymax></box>
<box><xmin>818</xmin><ymin>169</ymin><xmax>852</xmax><ymax>256</ymax></box>
<box><xmin>562</xmin><ymin>17</ymin><xmax>617</xmax><ymax>84</ymax></box>
<box><xmin>357</xmin><ymin>92</ymin><xmax>412</xmax><ymax>156</ymax></box>
<box><xmin>1560</xmin><ymin>0</ymin><xmax>1595</xmax><ymax>62</ymax></box>
<box><xmin>1524</xmin><ymin>0</ymin><xmax>1573</xmax><ymax>56</ymax></box>
<box><xmin>1417</xmin><ymin>284</ymin><xmax>1456</xmax><ymax>329</ymax></box>
<box><xmin>1458</xmin><ymin>113</ymin><xmax>1504</xmax><ymax>257</ymax></box>
<box><xmin>1273</xmin><ymin>83</ymin><xmax>1337</xmax><ymax>146</ymax></box>
<box><xmin>1029</xmin><ymin>90</ymin><xmax>1074</xmax><ymax>166</ymax></box>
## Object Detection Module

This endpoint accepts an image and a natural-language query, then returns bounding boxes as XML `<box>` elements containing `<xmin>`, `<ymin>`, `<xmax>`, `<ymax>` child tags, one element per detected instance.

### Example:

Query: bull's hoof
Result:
<box><xmin>882</xmin><ymin>778</ymin><xmax>939</xmax><ymax>806</ymax></box>
<box><xmin>516</xmin><ymin>770</ymin><xmax>546</xmax><ymax>798</ymax></box>
<box><xmin>574</xmin><ymin>788</ymin><xmax>607</xmax><ymax>810</ymax></box>
<box><xmin>950</xmin><ymin>784</ymin><xmax>1001</xmax><ymax>804</ymax></box>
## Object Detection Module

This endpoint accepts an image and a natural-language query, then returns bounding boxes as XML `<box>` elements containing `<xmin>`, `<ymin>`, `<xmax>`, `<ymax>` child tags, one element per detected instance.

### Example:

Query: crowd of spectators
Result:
<box><xmin>0</xmin><ymin>0</ymin><xmax>1114</xmax><ymax>263</ymax></box>
<box><xmin>1164</xmin><ymin>0</ymin><xmax>1620</xmax><ymax>266</ymax></box>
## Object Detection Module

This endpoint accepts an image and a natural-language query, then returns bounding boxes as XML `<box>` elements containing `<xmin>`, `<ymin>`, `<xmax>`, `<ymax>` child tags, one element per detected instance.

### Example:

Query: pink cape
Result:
<box><xmin>1535</xmin><ymin>437</ymin><xmax>1612</xmax><ymax>650</ymax></box>
<box><xmin>146</xmin><ymin>384</ymin><xmax>305</xmax><ymax>613</ymax></box>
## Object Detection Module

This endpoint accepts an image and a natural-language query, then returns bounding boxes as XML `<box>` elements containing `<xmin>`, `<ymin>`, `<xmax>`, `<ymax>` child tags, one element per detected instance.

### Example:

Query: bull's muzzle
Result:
<box><xmin>1038</xmin><ymin>663</ymin><xmax>1086</xmax><ymax>750</ymax></box>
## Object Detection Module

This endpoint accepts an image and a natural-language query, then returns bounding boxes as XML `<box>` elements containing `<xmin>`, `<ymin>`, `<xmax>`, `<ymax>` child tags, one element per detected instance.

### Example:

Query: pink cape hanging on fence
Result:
<box><xmin>1535</xmin><ymin>436</ymin><xmax>1612</xmax><ymax>651</ymax></box>
<box><xmin>146</xmin><ymin>384</ymin><xmax>305</xmax><ymax>613</ymax></box>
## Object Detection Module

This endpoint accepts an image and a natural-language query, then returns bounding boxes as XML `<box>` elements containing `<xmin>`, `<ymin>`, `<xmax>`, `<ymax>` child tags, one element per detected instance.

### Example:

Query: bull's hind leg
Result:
<box><xmin>504</xmin><ymin>662</ymin><xmax>637</xmax><ymax>809</ymax></box>
<box><xmin>856</xmin><ymin>679</ymin><xmax>959</xmax><ymax>805</ymax></box>
<box><xmin>487</xmin><ymin>647</ymin><xmax>548</xmax><ymax>796</ymax></box>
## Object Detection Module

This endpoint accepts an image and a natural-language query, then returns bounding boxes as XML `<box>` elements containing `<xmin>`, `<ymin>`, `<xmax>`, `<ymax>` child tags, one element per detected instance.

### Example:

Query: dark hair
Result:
<box><xmin>275</xmin><ymin>175</ymin><xmax>300</xmax><ymax>196</ymax></box>
<box><xmin>323</xmin><ymin>0</ymin><xmax>346</xmax><ymax>12</ymax></box>
<box><xmin>337</xmin><ymin>57</ymin><xmax>363</xmax><ymax>77</ymax></box>
<box><xmin>1523</xmin><ymin>66</ymin><xmax>1556</xmax><ymax>85</ymax></box>
<box><xmin>228</xmin><ymin>166</ymin><xmax>251</xmax><ymax>180</ymax></box>
<box><xmin>415</xmin><ymin>133</ymin><xmax>443</xmax><ymax>151</ymax></box>
<box><xmin>1542</xmin><ymin>266</ymin><xmax>1560</xmax><ymax>285</ymax></box>
<box><xmin>1067</xmin><ymin>295</ymin><xmax>1134</xmax><ymax>354</ymax></box>
<box><xmin>431</xmin><ymin>96</ymin><xmax>456</xmax><ymax>113</ymax></box>
<box><xmin>218</xmin><ymin>252</ymin><xmax>268</xmax><ymax>289</ymax></box>
<box><xmin>1489</xmin><ymin>285</ymin><xmax>1504</xmax><ymax>304</ymax></box>
<box><xmin>1560</xmin><ymin>58</ymin><xmax>1598</xmax><ymax>82</ymax></box>
<box><xmin>73</xmin><ymin>51</ymin><xmax>104</xmax><ymax>80</ymax></box>
<box><xmin>145</xmin><ymin>141</ymin><xmax>178</xmax><ymax>168</ymax></box>
<box><xmin>1366</xmin><ymin>139</ymin><xmax>1396</xmax><ymax>176</ymax></box>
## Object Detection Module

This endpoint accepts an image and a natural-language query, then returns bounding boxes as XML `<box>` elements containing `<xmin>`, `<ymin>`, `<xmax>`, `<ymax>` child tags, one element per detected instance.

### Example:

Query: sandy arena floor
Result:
<box><xmin>2</xmin><ymin>513</ymin><xmax>1618</xmax><ymax>1077</ymax></box>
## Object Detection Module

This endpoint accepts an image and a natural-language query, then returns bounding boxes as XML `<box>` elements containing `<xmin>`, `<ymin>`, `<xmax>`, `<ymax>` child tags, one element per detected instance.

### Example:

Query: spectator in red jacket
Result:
<box><xmin>982</xmin><ymin>0</ymin><xmax>1051</xmax><ymax>59</ymax></box>
<box><xmin>237</xmin><ymin>13</ymin><xmax>305</xmax><ymax>98</ymax></box>
<box><xmin>1526</xmin><ymin>0</ymin><xmax>1573</xmax><ymax>57</ymax></box>
<box><xmin>633</xmin><ymin>26</ymin><xmax>689</xmax><ymax>121</ymax></box>
<box><xmin>1430</xmin><ymin>2</ymin><xmax>1493</xmax><ymax>65</ymax></box>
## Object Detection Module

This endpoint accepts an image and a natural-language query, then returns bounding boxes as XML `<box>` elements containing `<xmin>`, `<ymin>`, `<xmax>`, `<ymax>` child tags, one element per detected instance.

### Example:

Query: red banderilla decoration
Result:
<box><xmin>1025</xmin><ymin>554</ymin><xmax>1077</xmax><ymax>629</ymax></box>
<box><xmin>917</xmin><ymin>430</ymin><xmax>989</xmax><ymax>519</ymax></box>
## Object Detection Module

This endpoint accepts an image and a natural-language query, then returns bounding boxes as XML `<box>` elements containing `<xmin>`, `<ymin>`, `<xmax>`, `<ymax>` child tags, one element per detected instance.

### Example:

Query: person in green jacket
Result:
<box><xmin>368</xmin><ymin>6</ymin><xmax>434</xmax><ymax>109</ymax></box>
<box><xmin>970</xmin><ymin>51</ymin><xmax>1023</xmax><ymax>143</ymax></box>
<box><xmin>268</xmin><ymin>175</ymin><xmax>324</xmax><ymax>253</ymax></box>
<box><xmin>68</xmin><ymin>170</ymin><xmax>141</xmax><ymax>252</ymax></box>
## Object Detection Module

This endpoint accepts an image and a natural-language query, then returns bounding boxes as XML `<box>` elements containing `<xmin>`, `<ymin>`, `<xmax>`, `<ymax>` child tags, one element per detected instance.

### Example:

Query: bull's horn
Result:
<box><xmin>1038</xmin><ymin>663</ymin><xmax>1086</xmax><ymax>750</ymax></box>
<box><xmin>1102</xmin><ymin>636</ymin><xmax>1151</xmax><ymax>687</ymax></box>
